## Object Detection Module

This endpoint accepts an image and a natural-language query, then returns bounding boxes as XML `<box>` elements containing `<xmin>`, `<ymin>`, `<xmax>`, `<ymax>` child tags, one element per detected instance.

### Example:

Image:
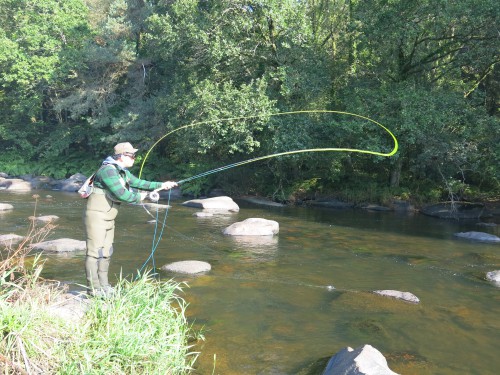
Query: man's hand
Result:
<box><xmin>139</xmin><ymin>191</ymin><xmax>148</xmax><ymax>201</ymax></box>
<box><xmin>161</xmin><ymin>181</ymin><xmax>177</xmax><ymax>190</ymax></box>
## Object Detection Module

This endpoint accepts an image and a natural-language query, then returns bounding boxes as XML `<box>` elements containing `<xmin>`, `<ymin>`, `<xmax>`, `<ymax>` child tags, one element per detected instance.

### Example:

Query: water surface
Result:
<box><xmin>1</xmin><ymin>191</ymin><xmax>499</xmax><ymax>374</ymax></box>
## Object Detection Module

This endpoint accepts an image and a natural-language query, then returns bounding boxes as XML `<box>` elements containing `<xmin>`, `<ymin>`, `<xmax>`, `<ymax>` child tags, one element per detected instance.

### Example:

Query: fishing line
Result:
<box><xmin>137</xmin><ymin>110</ymin><xmax>398</xmax><ymax>272</ymax></box>
<box><xmin>137</xmin><ymin>189</ymin><xmax>173</xmax><ymax>275</ymax></box>
<box><xmin>206</xmin><ymin>273</ymin><xmax>342</xmax><ymax>292</ymax></box>
<box><xmin>138</xmin><ymin>110</ymin><xmax>398</xmax><ymax>179</ymax></box>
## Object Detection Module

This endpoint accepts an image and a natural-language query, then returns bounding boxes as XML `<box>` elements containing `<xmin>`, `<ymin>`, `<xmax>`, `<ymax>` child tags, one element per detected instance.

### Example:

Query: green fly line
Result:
<box><xmin>137</xmin><ymin>110</ymin><xmax>398</xmax><ymax>273</ymax></box>
<box><xmin>138</xmin><ymin>110</ymin><xmax>398</xmax><ymax>181</ymax></box>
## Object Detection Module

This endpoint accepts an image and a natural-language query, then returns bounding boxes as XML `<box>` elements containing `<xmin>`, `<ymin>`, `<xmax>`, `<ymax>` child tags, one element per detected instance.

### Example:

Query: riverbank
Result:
<box><xmin>0</xmin><ymin>205</ymin><xmax>200</xmax><ymax>374</ymax></box>
<box><xmin>0</xmin><ymin>251</ymin><xmax>199</xmax><ymax>374</ymax></box>
<box><xmin>1</xmin><ymin>171</ymin><xmax>499</xmax><ymax>221</ymax></box>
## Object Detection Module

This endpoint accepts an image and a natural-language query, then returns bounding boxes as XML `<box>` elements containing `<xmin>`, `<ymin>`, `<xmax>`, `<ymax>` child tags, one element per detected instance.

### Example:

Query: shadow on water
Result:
<box><xmin>1</xmin><ymin>190</ymin><xmax>499</xmax><ymax>374</ymax></box>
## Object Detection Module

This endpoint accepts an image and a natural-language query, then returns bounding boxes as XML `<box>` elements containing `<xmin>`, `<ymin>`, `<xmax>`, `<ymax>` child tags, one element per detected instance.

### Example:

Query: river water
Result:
<box><xmin>1</xmin><ymin>190</ymin><xmax>499</xmax><ymax>374</ymax></box>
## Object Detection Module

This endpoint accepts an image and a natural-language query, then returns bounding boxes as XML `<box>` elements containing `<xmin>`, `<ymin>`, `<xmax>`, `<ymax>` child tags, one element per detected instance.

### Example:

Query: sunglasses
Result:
<box><xmin>123</xmin><ymin>153</ymin><xmax>136</xmax><ymax>159</ymax></box>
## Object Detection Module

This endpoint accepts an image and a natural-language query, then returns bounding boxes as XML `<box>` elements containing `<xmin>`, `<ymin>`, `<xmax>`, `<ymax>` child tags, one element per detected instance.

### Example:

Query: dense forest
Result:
<box><xmin>0</xmin><ymin>0</ymin><xmax>498</xmax><ymax>204</ymax></box>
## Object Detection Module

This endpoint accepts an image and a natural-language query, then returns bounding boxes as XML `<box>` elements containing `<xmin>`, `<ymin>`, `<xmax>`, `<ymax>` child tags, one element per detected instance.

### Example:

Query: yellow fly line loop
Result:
<box><xmin>138</xmin><ymin>110</ymin><xmax>398</xmax><ymax>181</ymax></box>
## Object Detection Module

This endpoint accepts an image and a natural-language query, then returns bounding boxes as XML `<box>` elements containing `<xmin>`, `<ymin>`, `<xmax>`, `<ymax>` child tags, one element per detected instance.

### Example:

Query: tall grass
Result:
<box><xmin>58</xmin><ymin>274</ymin><xmax>200</xmax><ymax>374</ymax></box>
<box><xmin>1</xmin><ymin>195</ymin><xmax>200</xmax><ymax>374</ymax></box>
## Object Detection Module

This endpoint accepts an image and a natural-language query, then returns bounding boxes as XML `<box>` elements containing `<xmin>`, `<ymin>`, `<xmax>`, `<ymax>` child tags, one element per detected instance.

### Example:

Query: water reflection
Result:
<box><xmin>1</xmin><ymin>190</ymin><xmax>499</xmax><ymax>375</ymax></box>
<box><xmin>230</xmin><ymin>235</ymin><xmax>278</xmax><ymax>252</ymax></box>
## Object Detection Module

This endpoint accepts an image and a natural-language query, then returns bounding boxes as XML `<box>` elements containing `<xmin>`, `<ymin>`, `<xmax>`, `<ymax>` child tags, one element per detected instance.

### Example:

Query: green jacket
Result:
<box><xmin>93</xmin><ymin>163</ymin><xmax>162</xmax><ymax>204</ymax></box>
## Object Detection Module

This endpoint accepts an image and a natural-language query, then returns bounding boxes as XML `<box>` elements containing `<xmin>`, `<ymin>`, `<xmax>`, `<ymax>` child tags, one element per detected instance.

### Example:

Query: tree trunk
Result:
<box><xmin>390</xmin><ymin>158</ymin><xmax>402</xmax><ymax>188</ymax></box>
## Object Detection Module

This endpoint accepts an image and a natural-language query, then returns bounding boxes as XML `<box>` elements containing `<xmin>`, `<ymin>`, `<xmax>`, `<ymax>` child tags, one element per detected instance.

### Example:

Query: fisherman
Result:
<box><xmin>83</xmin><ymin>142</ymin><xmax>177</xmax><ymax>297</ymax></box>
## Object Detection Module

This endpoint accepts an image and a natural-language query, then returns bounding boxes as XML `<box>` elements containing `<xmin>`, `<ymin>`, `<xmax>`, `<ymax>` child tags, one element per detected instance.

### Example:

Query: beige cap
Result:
<box><xmin>114</xmin><ymin>142</ymin><xmax>138</xmax><ymax>155</ymax></box>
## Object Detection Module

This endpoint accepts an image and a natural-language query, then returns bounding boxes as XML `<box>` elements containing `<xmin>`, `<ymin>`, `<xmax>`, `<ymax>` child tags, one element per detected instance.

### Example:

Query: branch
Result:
<box><xmin>464</xmin><ymin>60</ymin><xmax>499</xmax><ymax>98</ymax></box>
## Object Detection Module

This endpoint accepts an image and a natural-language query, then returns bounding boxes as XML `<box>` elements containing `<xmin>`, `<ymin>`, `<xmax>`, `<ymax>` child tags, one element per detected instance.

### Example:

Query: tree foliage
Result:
<box><xmin>0</xmin><ymin>0</ymin><xmax>498</xmax><ymax>200</ymax></box>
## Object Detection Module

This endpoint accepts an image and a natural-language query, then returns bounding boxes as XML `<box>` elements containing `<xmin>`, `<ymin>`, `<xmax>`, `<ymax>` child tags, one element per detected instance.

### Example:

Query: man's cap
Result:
<box><xmin>114</xmin><ymin>142</ymin><xmax>139</xmax><ymax>155</ymax></box>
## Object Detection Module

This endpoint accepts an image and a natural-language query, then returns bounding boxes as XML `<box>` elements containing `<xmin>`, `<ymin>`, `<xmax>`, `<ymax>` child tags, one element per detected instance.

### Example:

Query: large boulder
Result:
<box><xmin>323</xmin><ymin>344</ymin><xmax>399</xmax><ymax>375</ymax></box>
<box><xmin>453</xmin><ymin>231</ymin><xmax>500</xmax><ymax>243</ymax></box>
<box><xmin>223</xmin><ymin>218</ymin><xmax>279</xmax><ymax>236</ymax></box>
<box><xmin>32</xmin><ymin>238</ymin><xmax>86</xmax><ymax>252</ymax></box>
<box><xmin>182</xmin><ymin>196</ymin><xmax>240</xmax><ymax>212</ymax></box>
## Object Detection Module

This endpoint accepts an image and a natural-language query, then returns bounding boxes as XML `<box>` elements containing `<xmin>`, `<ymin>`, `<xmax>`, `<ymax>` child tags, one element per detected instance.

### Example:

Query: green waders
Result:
<box><xmin>84</xmin><ymin>190</ymin><xmax>119</xmax><ymax>296</ymax></box>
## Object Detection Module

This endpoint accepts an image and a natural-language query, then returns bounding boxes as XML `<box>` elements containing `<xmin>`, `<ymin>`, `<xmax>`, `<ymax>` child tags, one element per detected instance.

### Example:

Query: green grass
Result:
<box><xmin>1</xmin><ymin>266</ymin><xmax>200</xmax><ymax>374</ymax></box>
<box><xmin>1</xmin><ymin>213</ymin><xmax>200</xmax><ymax>375</ymax></box>
<box><xmin>62</xmin><ymin>273</ymin><xmax>200</xmax><ymax>374</ymax></box>
<box><xmin>0</xmin><ymin>195</ymin><xmax>202</xmax><ymax>375</ymax></box>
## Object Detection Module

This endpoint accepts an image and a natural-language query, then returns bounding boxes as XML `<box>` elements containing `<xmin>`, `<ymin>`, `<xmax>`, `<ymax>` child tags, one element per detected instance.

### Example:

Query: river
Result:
<box><xmin>1</xmin><ymin>190</ymin><xmax>499</xmax><ymax>374</ymax></box>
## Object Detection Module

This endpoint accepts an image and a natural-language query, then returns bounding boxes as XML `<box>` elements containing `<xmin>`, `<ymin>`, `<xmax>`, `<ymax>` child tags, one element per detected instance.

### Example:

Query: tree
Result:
<box><xmin>340</xmin><ymin>0</ymin><xmax>499</xmax><ymax>196</ymax></box>
<box><xmin>0</xmin><ymin>0</ymin><xmax>91</xmax><ymax>176</ymax></box>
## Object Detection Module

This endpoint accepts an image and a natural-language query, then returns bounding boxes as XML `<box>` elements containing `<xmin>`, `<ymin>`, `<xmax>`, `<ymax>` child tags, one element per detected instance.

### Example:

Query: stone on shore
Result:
<box><xmin>32</xmin><ymin>238</ymin><xmax>86</xmax><ymax>252</ymax></box>
<box><xmin>182</xmin><ymin>196</ymin><xmax>240</xmax><ymax>212</ymax></box>
<box><xmin>453</xmin><ymin>231</ymin><xmax>500</xmax><ymax>243</ymax></box>
<box><xmin>223</xmin><ymin>218</ymin><xmax>279</xmax><ymax>236</ymax></box>
<box><xmin>323</xmin><ymin>344</ymin><xmax>399</xmax><ymax>375</ymax></box>
<box><xmin>310</xmin><ymin>199</ymin><xmax>354</xmax><ymax>209</ymax></box>
<box><xmin>238</xmin><ymin>196</ymin><xmax>285</xmax><ymax>207</ymax></box>
<box><xmin>48</xmin><ymin>293</ymin><xmax>90</xmax><ymax>323</ymax></box>
<box><xmin>161</xmin><ymin>260</ymin><xmax>211</xmax><ymax>275</ymax></box>
<box><xmin>59</xmin><ymin>173</ymin><xmax>88</xmax><ymax>192</ymax></box>
<box><xmin>0</xmin><ymin>203</ymin><xmax>14</xmax><ymax>211</ymax></box>
<box><xmin>361</xmin><ymin>204</ymin><xmax>392</xmax><ymax>212</ymax></box>
<box><xmin>373</xmin><ymin>290</ymin><xmax>420</xmax><ymax>304</ymax></box>
<box><xmin>0</xmin><ymin>178</ymin><xmax>32</xmax><ymax>191</ymax></box>
<box><xmin>421</xmin><ymin>202</ymin><xmax>491</xmax><ymax>219</ymax></box>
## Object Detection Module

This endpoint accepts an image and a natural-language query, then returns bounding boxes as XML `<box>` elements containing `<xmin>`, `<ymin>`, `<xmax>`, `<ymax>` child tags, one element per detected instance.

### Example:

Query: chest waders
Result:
<box><xmin>83</xmin><ymin>188</ymin><xmax>120</xmax><ymax>296</ymax></box>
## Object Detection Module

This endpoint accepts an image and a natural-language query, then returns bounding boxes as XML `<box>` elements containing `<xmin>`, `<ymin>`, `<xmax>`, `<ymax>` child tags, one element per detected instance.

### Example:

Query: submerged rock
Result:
<box><xmin>162</xmin><ymin>260</ymin><xmax>211</xmax><ymax>275</ymax></box>
<box><xmin>29</xmin><ymin>215</ymin><xmax>60</xmax><ymax>223</ymax></box>
<box><xmin>373</xmin><ymin>290</ymin><xmax>420</xmax><ymax>304</ymax></box>
<box><xmin>475</xmin><ymin>222</ymin><xmax>497</xmax><ymax>227</ymax></box>
<box><xmin>453</xmin><ymin>231</ymin><xmax>500</xmax><ymax>243</ymax></box>
<box><xmin>32</xmin><ymin>238</ymin><xmax>86</xmax><ymax>252</ymax></box>
<box><xmin>223</xmin><ymin>218</ymin><xmax>279</xmax><ymax>236</ymax></box>
<box><xmin>323</xmin><ymin>344</ymin><xmax>399</xmax><ymax>375</ymax></box>
<box><xmin>141</xmin><ymin>202</ymin><xmax>171</xmax><ymax>210</ymax></box>
<box><xmin>193</xmin><ymin>212</ymin><xmax>214</xmax><ymax>217</ymax></box>
<box><xmin>0</xmin><ymin>234</ymin><xmax>24</xmax><ymax>247</ymax></box>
